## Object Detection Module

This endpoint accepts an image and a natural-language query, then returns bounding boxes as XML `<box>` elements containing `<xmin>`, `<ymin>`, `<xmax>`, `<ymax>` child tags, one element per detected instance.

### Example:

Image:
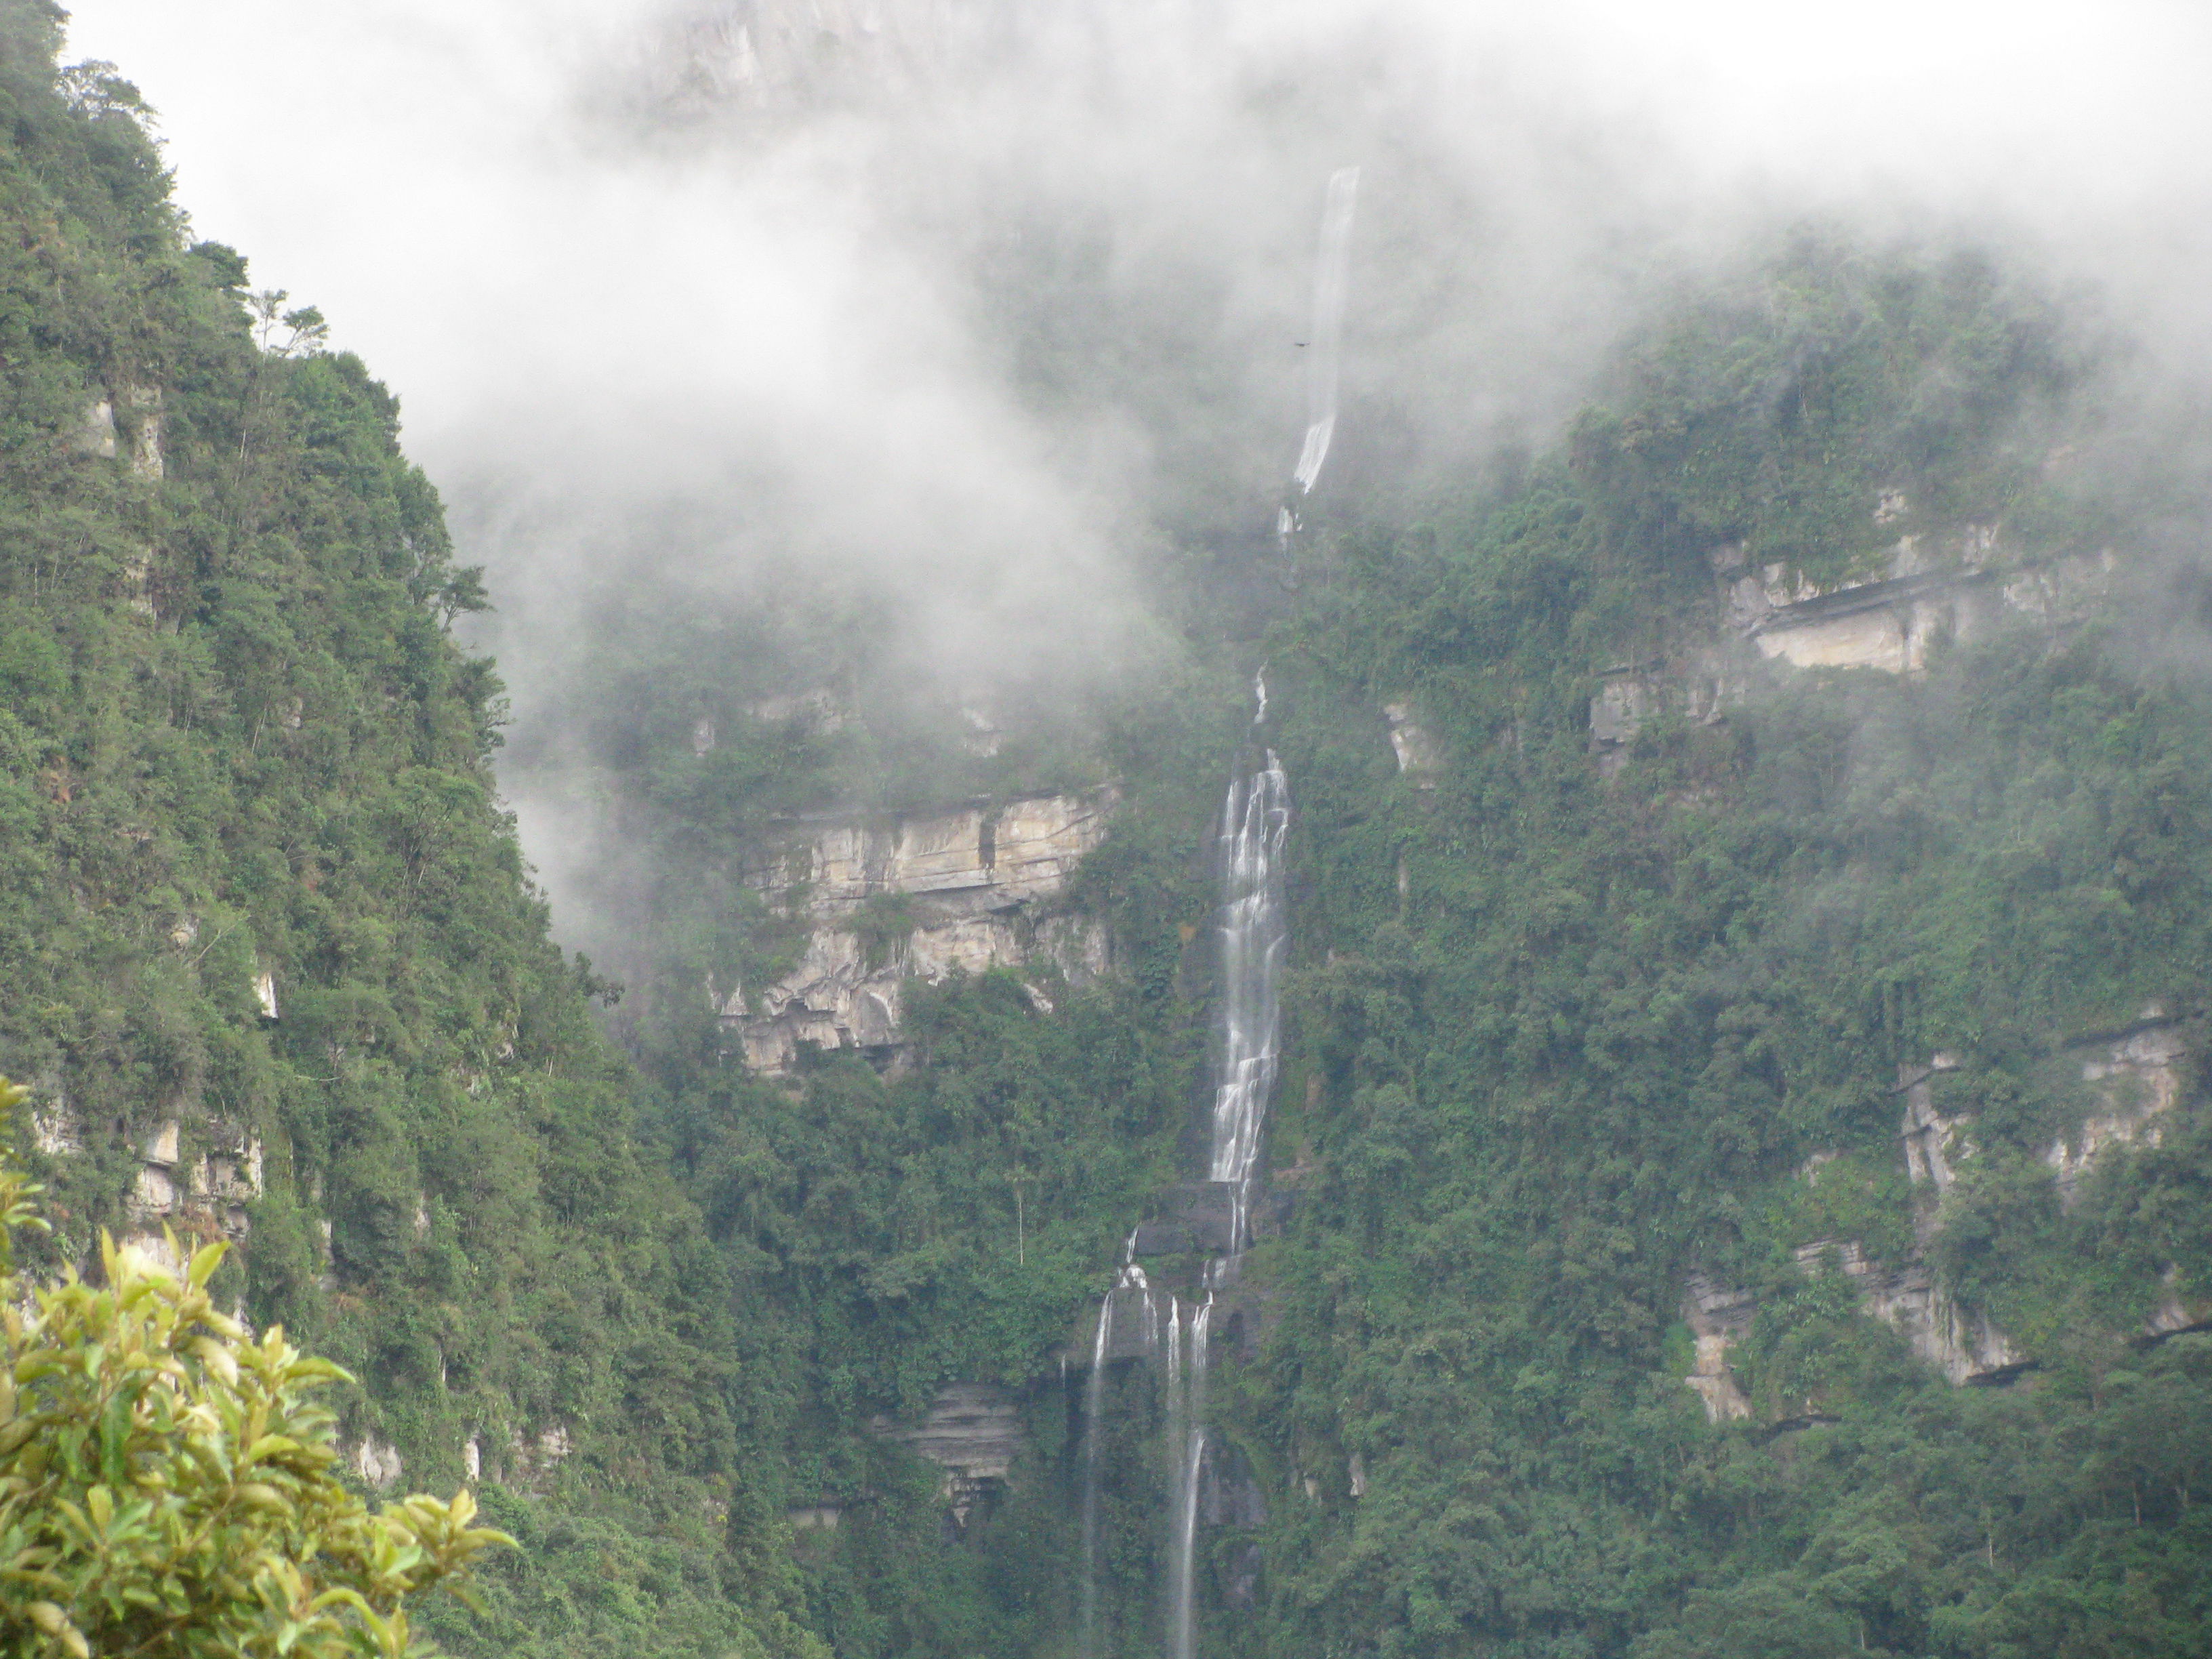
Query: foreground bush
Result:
<box><xmin>0</xmin><ymin>1080</ymin><xmax>508</xmax><ymax>1658</ymax></box>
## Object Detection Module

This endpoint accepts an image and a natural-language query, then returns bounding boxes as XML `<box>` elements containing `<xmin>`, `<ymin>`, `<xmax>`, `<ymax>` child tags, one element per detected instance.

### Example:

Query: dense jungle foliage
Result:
<box><xmin>4</xmin><ymin>3</ymin><xmax>2211</xmax><ymax>1655</ymax></box>
<box><xmin>510</xmin><ymin>237</ymin><xmax>2212</xmax><ymax>1659</ymax></box>
<box><xmin>0</xmin><ymin>7</ymin><xmax>823</xmax><ymax>1654</ymax></box>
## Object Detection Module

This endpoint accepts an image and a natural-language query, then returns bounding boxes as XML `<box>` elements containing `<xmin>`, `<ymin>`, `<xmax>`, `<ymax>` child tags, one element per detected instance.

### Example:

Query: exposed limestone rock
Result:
<box><xmin>1793</xmin><ymin>1239</ymin><xmax>2026</xmax><ymax>1386</ymax></box>
<box><xmin>254</xmin><ymin>966</ymin><xmax>279</xmax><ymax>1020</ymax></box>
<box><xmin>350</xmin><ymin>1434</ymin><xmax>404</xmax><ymax>1490</ymax></box>
<box><xmin>70</xmin><ymin>396</ymin><xmax>117</xmax><ymax>459</ymax></box>
<box><xmin>2146</xmin><ymin>1268</ymin><xmax>2212</xmax><ymax>1341</ymax></box>
<box><xmin>1711</xmin><ymin>529</ymin><xmax>2111</xmax><ymax>678</ymax></box>
<box><xmin>2048</xmin><ymin>1011</ymin><xmax>2185</xmax><ymax>1205</ymax></box>
<box><xmin>123</xmin><ymin>385</ymin><xmax>163</xmax><ymax>480</ymax></box>
<box><xmin>503</xmin><ymin>1423</ymin><xmax>573</xmax><ymax>1492</ymax></box>
<box><xmin>1587</xmin><ymin>653</ymin><xmax>1743</xmax><ymax>775</ymax></box>
<box><xmin>122</xmin><ymin>1117</ymin><xmax>263</xmax><ymax>1263</ymax></box>
<box><xmin>1382</xmin><ymin>701</ymin><xmax>1441</xmax><ymax>782</ymax></box>
<box><xmin>69</xmin><ymin>386</ymin><xmax>163</xmax><ymax>477</ymax></box>
<box><xmin>872</xmin><ymin>1382</ymin><xmax>1024</xmax><ymax>1524</ymax></box>
<box><xmin>788</xmin><ymin>1504</ymin><xmax>843</xmax><ymax>1530</ymax></box>
<box><xmin>28</xmin><ymin>1090</ymin><xmax>78</xmax><ymax>1158</ymax></box>
<box><xmin>1681</xmin><ymin>1273</ymin><xmax>1754</xmax><ymax>1422</ymax></box>
<box><xmin>1899</xmin><ymin>1053</ymin><xmax>1968</xmax><ymax>1193</ymax></box>
<box><xmin>720</xmin><ymin>789</ymin><xmax>1113</xmax><ymax>1071</ymax></box>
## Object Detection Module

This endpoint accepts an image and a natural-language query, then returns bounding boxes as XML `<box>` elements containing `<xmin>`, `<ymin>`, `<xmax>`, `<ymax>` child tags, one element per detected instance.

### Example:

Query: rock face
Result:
<box><xmin>1381</xmin><ymin>701</ymin><xmax>1443</xmax><ymax>783</ymax></box>
<box><xmin>1587</xmin><ymin>653</ymin><xmax>1743</xmax><ymax>775</ymax></box>
<box><xmin>1595</xmin><ymin>523</ymin><xmax>2115</xmax><ymax>767</ymax></box>
<box><xmin>1899</xmin><ymin>1053</ymin><xmax>1969</xmax><ymax>1192</ymax></box>
<box><xmin>1681</xmin><ymin>1274</ymin><xmax>1755</xmax><ymax>1422</ymax></box>
<box><xmin>872</xmin><ymin>1382</ymin><xmax>1025</xmax><ymax>1524</ymax></box>
<box><xmin>1793</xmin><ymin>1239</ymin><xmax>2026</xmax><ymax>1388</ymax></box>
<box><xmin>1715</xmin><ymin>527</ymin><xmax>2110</xmax><ymax>676</ymax></box>
<box><xmin>2048</xmin><ymin>1012</ymin><xmax>2186</xmax><ymax>1205</ymax></box>
<box><xmin>1683</xmin><ymin>1021</ymin><xmax>2195</xmax><ymax>1418</ymax></box>
<box><xmin>718</xmin><ymin>789</ymin><xmax>1113</xmax><ymax>1071</ymax></box>
<box><xmin>121</xmin><ymin>1115</ymin><xmax>264</xmax><ymax>1271</ymax></box>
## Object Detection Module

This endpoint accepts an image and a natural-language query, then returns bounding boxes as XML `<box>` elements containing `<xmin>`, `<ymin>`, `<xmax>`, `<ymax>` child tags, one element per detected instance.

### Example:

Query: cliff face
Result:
<box><xmin>1683</xmin><ymin>1015</ymin><xmax>2207</xmax><ymax>1419</ymax></box>
<box><xmin>1588</xmin><ymin>515</ymin><xmax>2114</xmax><ymax>773</ymax></box>
<box><xmin>720</xmin><ymin>789</ymin><xmax>1114</xmax><ymax>1070</ymax></box>
<box><xmin>0</xmin><ymin>34</ymin><xmax>767</xmax><ymax>1639</ymax></box>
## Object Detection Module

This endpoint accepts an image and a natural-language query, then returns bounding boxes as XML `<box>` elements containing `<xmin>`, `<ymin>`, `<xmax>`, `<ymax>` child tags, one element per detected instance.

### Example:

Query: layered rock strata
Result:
<box><xmin>1588</xmin><ymin>515</ymin><xmax>2116</xmax><ymax>771</ymax></box>
<box><xmin>718</xmin><ymin>789</ymin><xmax>1113</xmax><ymax>1071</ymax></box>
<box><xmin>871</xmin><ymin>1382</ymin><xmax>1025</xmax><ymax>1525</ymax></box>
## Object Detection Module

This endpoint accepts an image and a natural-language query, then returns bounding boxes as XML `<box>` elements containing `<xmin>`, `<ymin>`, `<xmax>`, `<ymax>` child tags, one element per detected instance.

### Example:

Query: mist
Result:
<box><xmin>62</xmin><ymin>0</ymin><xmax>2212</xmax><ymax>944</ymax></box>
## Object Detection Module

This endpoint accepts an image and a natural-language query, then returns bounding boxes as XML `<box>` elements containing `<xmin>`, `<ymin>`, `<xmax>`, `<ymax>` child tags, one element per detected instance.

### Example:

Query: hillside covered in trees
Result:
<box><xmin>3</xmin><ymin>3</ymin><xmax>2210</xmax><ymax>1656</ymax></box>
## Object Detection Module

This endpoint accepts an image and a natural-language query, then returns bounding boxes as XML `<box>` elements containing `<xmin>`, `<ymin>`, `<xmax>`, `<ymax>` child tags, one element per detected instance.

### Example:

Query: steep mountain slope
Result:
<box><xmin>511</xmin><ymin>239</ymin><xmax>2212</xmax><ymax>1658</ymax></box>
<box><xmin>6</xmin><ymin>4</ymin><xmax>2211</xmax><ymax>1656</ymax></box>
<box><xmin>0</xmin><ymin>9</ymin><xmax>815</xmax><ymax>1655</ymax></box>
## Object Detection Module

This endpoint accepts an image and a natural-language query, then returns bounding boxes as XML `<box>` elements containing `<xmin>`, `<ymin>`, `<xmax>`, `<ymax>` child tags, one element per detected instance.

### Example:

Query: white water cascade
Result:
<box><xmin>1078</xmin><ymin>701</ymin><xmax>1292</xmax><ymax>1659</ymax></box>
<box><xmin>1084</xmin><ymin>154</ymin><xmax>1343</xmax><ymax>1654</ymax></box>
<box><xmin>1282</xmin><ymin>165</ymin><xmax>1361</xmax><ymax>544</ymax></box>
<box><xmin>1165</xmin><ymin>1296</ymin><xmax>1213</xmax><ymax>1659</ymax></box>
<box><xmin>1207</xmin><ymin>701</ymin><xmax>1292</xmax><ymax>1248</ymax></box>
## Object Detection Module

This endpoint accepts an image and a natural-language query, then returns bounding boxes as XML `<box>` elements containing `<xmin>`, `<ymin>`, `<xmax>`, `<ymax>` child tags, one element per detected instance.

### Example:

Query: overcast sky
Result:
<box><xmin>59</xmin><ymin>0</ymin><xmax>2212</xmax><ymax>940</ymax></box>
<box><xmin>64</xmin><ymin>0</ymin><xmax>2212</xmax><ymax>465</ymax></box>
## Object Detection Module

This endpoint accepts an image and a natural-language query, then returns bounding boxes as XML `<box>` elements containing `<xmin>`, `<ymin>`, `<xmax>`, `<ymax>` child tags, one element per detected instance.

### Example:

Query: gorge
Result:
<box><xmin>4</xmin><ymin>4</ymin><xmax>2212</xmax><ymax>1658</ymax></box>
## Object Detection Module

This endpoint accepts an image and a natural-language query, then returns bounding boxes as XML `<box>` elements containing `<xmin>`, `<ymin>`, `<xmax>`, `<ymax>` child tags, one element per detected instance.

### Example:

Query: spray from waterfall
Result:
<box><xmin>1166</xmin><ymin>1296</ymin><xmax>1212</xmax><ymax>1659</ymax></box>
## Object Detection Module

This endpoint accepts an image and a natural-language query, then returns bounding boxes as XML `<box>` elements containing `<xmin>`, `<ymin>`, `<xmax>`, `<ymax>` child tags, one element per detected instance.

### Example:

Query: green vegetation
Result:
<box><xmin>0</xmin><ymin>8</ymin><xmax>812</xmax><ymax>1654</ymax></box>
<box><xmin>1212</xmin><ymin>242</ymin><xmax>2212</xmax><ymax>1658</ymax></box>
<box><xmin>0</xmin><ymin>1103</ymin><xmax>508</xmax><ymax>1658</ymax></box>
<box><xmin>1</xmin><ymin>3</ymin><xmax>2208</xmax><ymax>1654</ymax></box>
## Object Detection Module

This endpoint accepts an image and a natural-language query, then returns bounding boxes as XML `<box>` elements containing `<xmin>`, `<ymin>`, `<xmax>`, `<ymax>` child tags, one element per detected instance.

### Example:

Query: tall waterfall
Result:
<box><xmin>1292</xmin><ymin>165</ymin><xmax>1361</xmax><ymax>496</ymax></box>
<box><xmin>1282</xmin><ymin>165</ymin><xmax>1361</xmax><ymax>546</ymax></box>
<box><xmin>1207</xmin><ymin>708</ymin><xmax>1292</xmax><ymax>1248</ymax></box>
<box><xmin>1078</xmin><ymin>702</ymin><xmax>1292</xmax><ymax>1659</ymax></box>
<box><xmin>1082</xmin><ymin>155</ymin><xmax>1343</xmax><ymax>1654</ymax></box>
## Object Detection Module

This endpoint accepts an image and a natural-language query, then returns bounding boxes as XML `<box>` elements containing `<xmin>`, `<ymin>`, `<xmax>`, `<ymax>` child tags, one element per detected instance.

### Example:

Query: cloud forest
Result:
<box><xmin>4</xmin><ymin>1</ymin><xmax>2211</xmax><ymax>1655</ymax></box>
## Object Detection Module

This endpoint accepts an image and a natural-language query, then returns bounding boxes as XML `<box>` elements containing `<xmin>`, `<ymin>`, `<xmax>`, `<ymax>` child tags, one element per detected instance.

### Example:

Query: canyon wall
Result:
<box><xmin>718</xmin><ymin>789</ymin><xmax>1115</xmax><ymax>1071</ymax></box>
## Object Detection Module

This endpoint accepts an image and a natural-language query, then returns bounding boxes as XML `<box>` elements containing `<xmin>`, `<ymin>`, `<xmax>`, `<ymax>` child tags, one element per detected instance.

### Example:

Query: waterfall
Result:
<box><xmin>1084</xmin><ymin>157</ymin><xmax>1328</xmax><ymax>1643</ymax></box>
<box><xmin>1279</xmin><ymin>165</ymin><xmax>1361</xmax><ymax>552</ymax></box>
<box><xmin>1079</xmin><ymin>1273</ymin><xmax>1115</xmax><ymax>1659</ymax></box>
<box><xmin>1291</xmin><ymin>165</ymin><xmax>1360</xmax><ymax>497</ymax></box>
<box><xmin>1166</xmin><ymin>1296</ymin><xmax>1212</xmax><ymax>1659</ymax></box>
<box><xmin>1207</xmin><ymin>737</ymin><xmax>1292</xmax><ymax>1248</ymax></box>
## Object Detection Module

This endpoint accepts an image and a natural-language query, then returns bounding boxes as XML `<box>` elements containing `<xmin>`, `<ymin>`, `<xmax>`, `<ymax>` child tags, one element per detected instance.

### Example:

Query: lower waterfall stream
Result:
<box><xmin>1079</xmin><ymin>682</ymin><xmax>1290</xmax><ymax>1659</ymax></box>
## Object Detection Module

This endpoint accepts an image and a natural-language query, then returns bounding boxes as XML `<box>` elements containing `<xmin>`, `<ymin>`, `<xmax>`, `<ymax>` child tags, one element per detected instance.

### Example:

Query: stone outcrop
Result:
<box><xmin>1715</xmin><ymin>523</ymin><xmax>2111</xmax><ymax>676</ymax></box>
<box><xmin>70</xmin><ymin>385</ymin><xmax>163</xmax><ymax>479</ymax></box>
<box><xmin>1594</xmin><ymin>516</ymin><xmax>2118</xmax><ymax>768</ymax></box>
<box><xmin>1899</xmin><ymin>1053</ymin><xmax>1968</xmax><ymax>1193</ymax></box>
<box><xmin>1381</xmin><ymin>701</ymin><xmax>1442</xmax><ymax>783</ymax></box>
<box><xmin>871</xmin><ymin>1382</ymin><xmax>1025</xmax><ymax>1524</ymax></box>
<box><xmin>349</xmin><ymin>1433</ymin><xmax>403</xmax><ymax>1490</ymax></box>
<box><xmin>1683</xmin><ymin>1020</ymin><xmax>2196</xmax><ymax>1418</ymax></box>
<box><xmin>1792</xmin><ymin>1239</ymin><xmax>2026</xmax><ymax>1387</ymax></box>
<box><xmin>718</xmin><ymin>789</ymin><xmax>1113</xmax><ymax>1071</ymax></box>
<box><xmin>1132</xmin><ymin>1182</ymin><xmax>1240</xmax><ymax>1256</ymax></box>
<box><xmin>1587</xmin><ymin>653</ymin><xmax>1743</xmax><ymax>775</ymax></box>
<box><xmin>2048</xmin><ymin>1012</ymin><xmax>2186</xmax><ymax>1205</ymax></box>
<box><xmin>1681</xmin><ymin>1273</ymin><xmax>1755</xmax><ymax>1422</ymax></box>
<box><xmin>122</xmin><ymin>1116</ymin><xmax>263</xmax><ymax>1271</ymax></box>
